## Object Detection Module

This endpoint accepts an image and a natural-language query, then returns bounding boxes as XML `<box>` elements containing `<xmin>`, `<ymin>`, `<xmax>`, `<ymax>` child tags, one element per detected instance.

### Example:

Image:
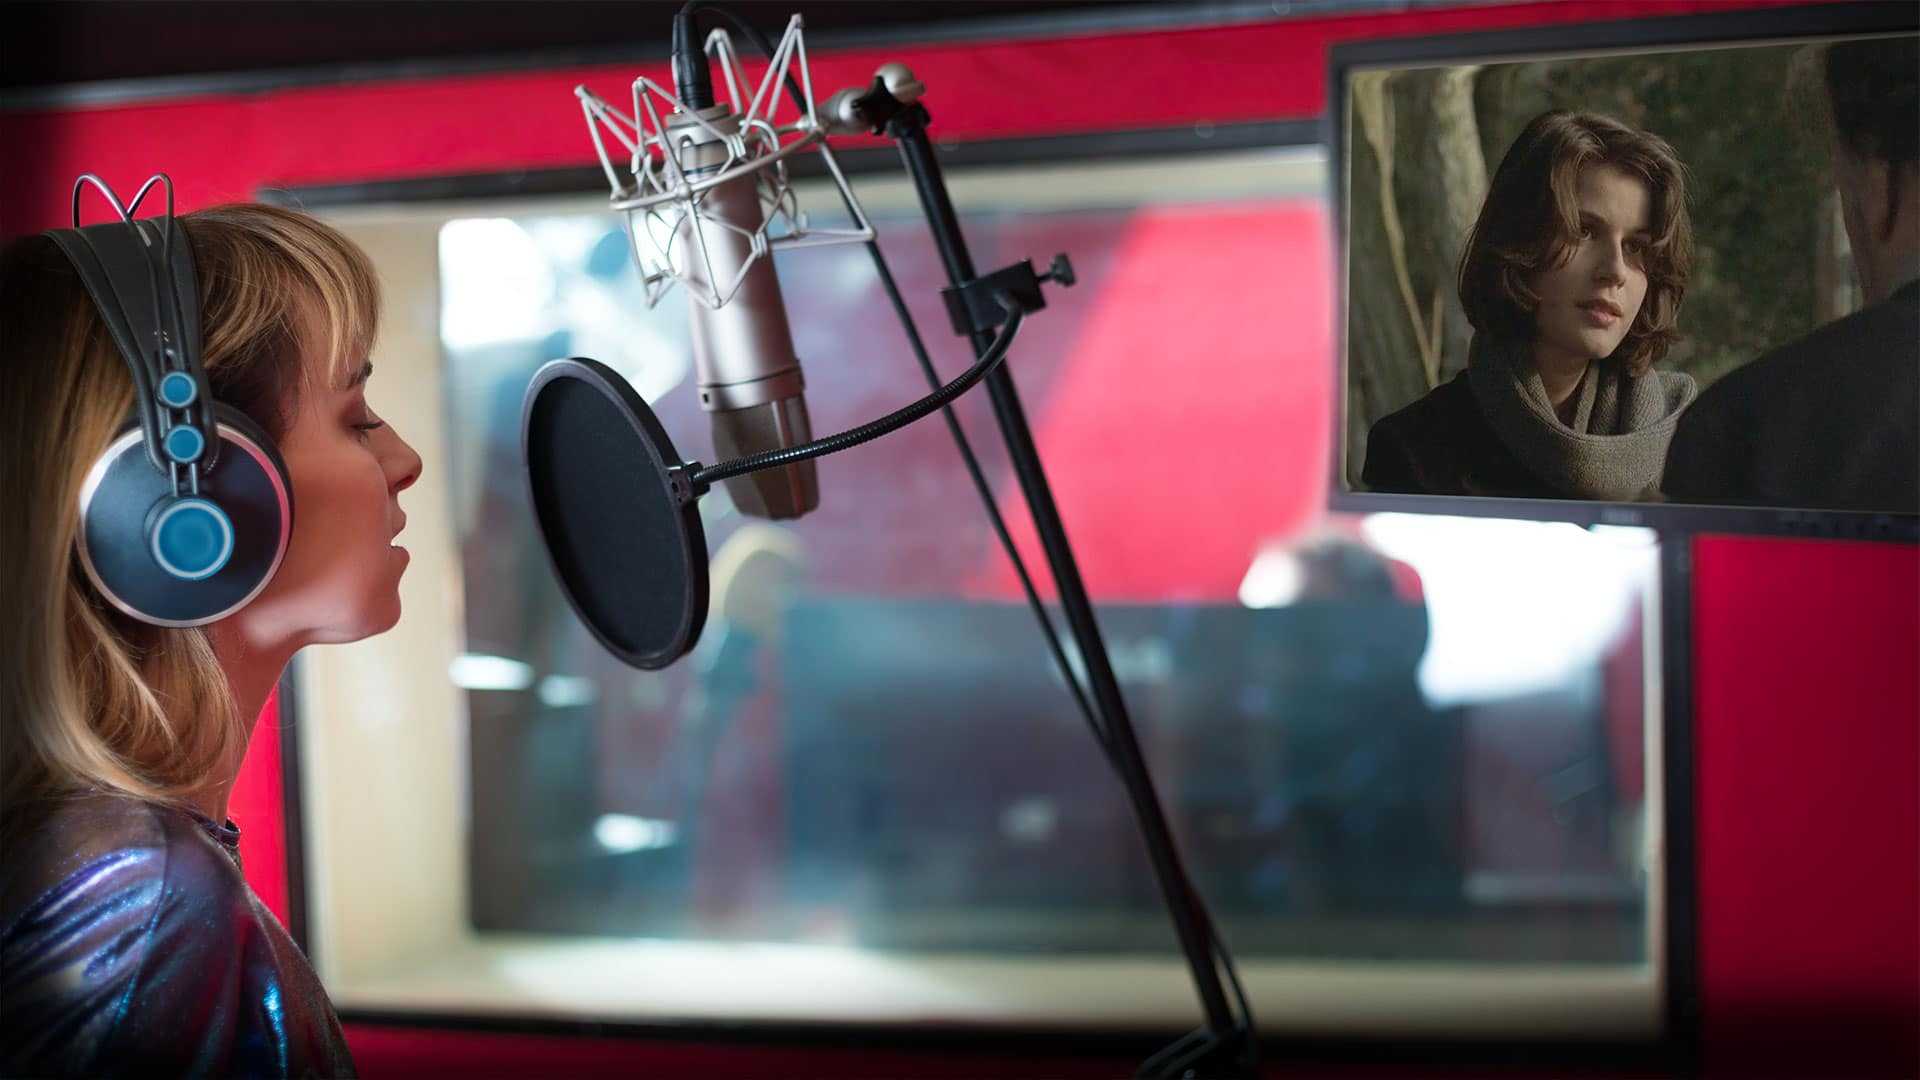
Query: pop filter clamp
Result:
<box><xmin>559</xmin><ymin>7</ymin><xmax>1258</xmax><ymax>1076</ymax></box>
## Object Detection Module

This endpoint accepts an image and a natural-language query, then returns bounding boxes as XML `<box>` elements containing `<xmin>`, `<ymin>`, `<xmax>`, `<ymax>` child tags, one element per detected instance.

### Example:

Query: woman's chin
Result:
<box><xmin>309</xmin><ymin>595</ymin><xmax>404</xmax><ymax>644</ymax></box>
<box><xmin>370</xmin><ymin>593</ymin><xmax>404</xmax><ymax>634</ymax></box>
<box><xmin>372</xmin><ymin>547</ymin><xmax>410</xmax><ymax>632</ymax></box>
<box><xmin>1581</xmin><ymin>328</ymin><xmax>1629</xmax><ymax>361</ymax></box>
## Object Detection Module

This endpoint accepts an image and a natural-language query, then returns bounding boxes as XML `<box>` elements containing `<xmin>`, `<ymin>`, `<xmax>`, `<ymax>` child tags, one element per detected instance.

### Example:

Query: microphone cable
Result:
<box><xmin>680</xmin><ymin>5</ymin><xmax>1257</xmax><ymax>1073</ymax></box>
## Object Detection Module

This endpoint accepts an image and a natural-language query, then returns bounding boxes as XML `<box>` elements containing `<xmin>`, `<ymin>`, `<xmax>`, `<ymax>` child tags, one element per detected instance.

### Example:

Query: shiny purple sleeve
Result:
<box><xmin>1</xmin><ymin>797</ymin><xmax>355</xmax><ymax>1078</ymax></box>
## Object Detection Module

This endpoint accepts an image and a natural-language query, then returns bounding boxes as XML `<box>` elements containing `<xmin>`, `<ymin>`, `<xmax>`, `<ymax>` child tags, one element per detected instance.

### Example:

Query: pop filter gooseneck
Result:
<box><xmin>521</xmin><ymin>305</ymin><xmax>1022</xmax><ymax>670</ymax></box>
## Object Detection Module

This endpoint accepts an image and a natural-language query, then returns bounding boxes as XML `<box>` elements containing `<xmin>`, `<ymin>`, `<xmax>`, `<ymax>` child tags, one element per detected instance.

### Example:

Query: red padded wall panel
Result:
<box><xmin>9</xmin><ymin>1</ymin><xmax>1913</xmax><ymax>1076</ymax></box>
<box><xmin>1694</xmin><ymin>535</ymin><xmax>1920</xmax><ymax>1078</ymax></box>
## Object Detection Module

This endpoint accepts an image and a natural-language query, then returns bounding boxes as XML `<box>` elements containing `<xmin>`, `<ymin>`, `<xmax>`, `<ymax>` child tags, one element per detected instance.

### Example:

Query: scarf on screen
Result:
<box><xmin>1466</xmin><ymin>333</ymin><xmax>1697</xmax><ymax>501</ymax></box>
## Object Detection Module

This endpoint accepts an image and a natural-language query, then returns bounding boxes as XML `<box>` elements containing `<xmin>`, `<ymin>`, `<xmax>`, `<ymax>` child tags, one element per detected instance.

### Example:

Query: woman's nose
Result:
<box><xmin>385</xmin><ymin>428</ymin><xmax>423</xmax><ymax>494</ymax></box>
<box><xmin>1595</xmin><ymin>241</ymin><xmax>1629</xmax><ymax>284</ymax></box>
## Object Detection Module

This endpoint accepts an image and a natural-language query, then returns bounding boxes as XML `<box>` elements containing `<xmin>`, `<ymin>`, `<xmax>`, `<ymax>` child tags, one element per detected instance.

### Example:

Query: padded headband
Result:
<box><xmin>47</xmin><ymin>208</ymin><xmax>213</xmax><ymax>474</ymax></box>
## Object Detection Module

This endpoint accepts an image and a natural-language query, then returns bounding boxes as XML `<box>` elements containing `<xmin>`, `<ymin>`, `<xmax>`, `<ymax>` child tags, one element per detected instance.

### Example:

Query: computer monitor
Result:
<box><xmin>1329</xmin><ymin>2</ymin><xmax>1918</xmax><ymax>541</ymax></box>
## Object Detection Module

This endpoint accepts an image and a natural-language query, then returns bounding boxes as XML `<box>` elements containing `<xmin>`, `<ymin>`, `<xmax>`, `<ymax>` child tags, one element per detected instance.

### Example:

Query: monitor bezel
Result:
<box><xmin>1326</xmin><ymin>1</ymin><xmax>1920</xmax><ymax>543</ymax></box>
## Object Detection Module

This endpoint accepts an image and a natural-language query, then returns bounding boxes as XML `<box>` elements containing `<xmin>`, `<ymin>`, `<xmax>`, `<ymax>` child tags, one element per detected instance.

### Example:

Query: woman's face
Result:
<box><xmin>1528</xmin><ymin>163</ymin><xmax>1653</xmax><ymax>372</ymax></box>
<box><xmin>240</xmin><ymin>344</ymin><xmax>422</xmax><ymax>647</ymax></box>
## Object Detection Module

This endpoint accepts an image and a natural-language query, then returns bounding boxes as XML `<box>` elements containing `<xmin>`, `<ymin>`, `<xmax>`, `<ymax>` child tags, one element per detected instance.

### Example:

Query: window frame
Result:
<box><xmin>273</xmin><ymin>121</ymin><xmax>1695</xmax><ymax>1067</ymax></box>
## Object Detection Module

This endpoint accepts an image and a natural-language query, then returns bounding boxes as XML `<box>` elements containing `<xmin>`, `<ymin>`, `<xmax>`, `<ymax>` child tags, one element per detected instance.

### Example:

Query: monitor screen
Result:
<box><xmin>1330</xmin><ymin>3</ymin><xmax>1918</xmax><ymax>539</ymax></box>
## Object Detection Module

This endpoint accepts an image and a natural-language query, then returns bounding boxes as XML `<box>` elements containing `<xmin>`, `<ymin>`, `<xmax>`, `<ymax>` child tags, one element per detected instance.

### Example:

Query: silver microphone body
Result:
<box><xmin>669</xmin><ymin>105</ymin><xmax>819</xmax><ymax>519</ymax></box>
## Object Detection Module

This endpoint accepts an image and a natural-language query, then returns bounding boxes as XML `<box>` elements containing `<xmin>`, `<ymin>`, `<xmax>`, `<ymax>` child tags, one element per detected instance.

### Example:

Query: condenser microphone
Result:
<box><xmin>668</xmin><ymin>22</ymin><xmax>817</xmax><ymax>519</ymax></box>
<box><xmin>673</xmin><ymin>109</ymin><xmax>818</xmax><ymax>519</ymax></box>
<box><xmin>574</xmin><ymin>12</ymin><xmax>878</xmax><ymax>518</ymax></box>
<box><xmin>546</xmin><ymin>12</ymin><xmax>1046</xmax><ymax>668</ymax></box>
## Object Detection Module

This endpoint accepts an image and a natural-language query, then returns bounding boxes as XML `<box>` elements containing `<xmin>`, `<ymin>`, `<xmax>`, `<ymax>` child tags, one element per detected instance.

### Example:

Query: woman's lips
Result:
<box><xmin>1578</xmin><ymin>299</ymin><xmax>1622</xmax><ymax>327</ymax></box>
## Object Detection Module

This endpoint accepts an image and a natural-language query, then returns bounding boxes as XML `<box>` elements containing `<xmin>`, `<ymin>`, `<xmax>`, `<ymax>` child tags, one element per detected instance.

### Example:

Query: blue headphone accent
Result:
<box><xmin>150</xmin><ymin>498</ymin><xmax>234</xmax><ymax>579</ymax></box>
<box><xmin>157</xmin><ymin>370</ymin><xmax>198</xmax><ymax>408</ymax></box>
<box><xmin>50</xmin><ymin>175</ymin><xmax>294</xmax><ymax>627</ymax></box>
<box><xmin>164</xmin><ymin>424</ymin><xmax>206</xmax><ymax>464</ymax></box>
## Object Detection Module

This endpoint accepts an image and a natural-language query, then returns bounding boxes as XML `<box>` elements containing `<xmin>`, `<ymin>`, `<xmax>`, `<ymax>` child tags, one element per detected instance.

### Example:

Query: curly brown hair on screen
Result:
<box><xmin>1456</xmin><ymin>110</ymin><xmax>1693</xmax><ymax>377</ymax></box>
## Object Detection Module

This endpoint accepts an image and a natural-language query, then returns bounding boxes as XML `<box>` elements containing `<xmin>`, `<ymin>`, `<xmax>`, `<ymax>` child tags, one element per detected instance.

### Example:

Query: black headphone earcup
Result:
<box><xmin>209</xmin><ymin>402</ymin><xmax>293</xmax><ymax>505</ymax></box>
<box><xmin>77</xmin><ymin>408</ymin><xmax>295</xmax><ymax>627</ymax></box>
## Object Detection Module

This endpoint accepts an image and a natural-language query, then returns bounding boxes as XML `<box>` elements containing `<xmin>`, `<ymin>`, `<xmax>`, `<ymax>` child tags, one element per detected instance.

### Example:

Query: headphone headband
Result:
<box><xmin>44</xmin><ymin>173</ymin><xmax>294</xmax><ymax>626</ymax></box>
<box><xmin>46</xmin><ymin>174</ymin><xmax>213</xmax><ymax>477</ymax></box>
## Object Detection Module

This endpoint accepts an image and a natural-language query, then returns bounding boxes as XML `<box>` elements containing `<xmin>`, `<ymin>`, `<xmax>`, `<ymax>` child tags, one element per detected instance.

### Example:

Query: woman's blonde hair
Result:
<box><xmin>1</xmin><ymin>203</ymin><xmax>378</xmax><ymax>813</ymax></box>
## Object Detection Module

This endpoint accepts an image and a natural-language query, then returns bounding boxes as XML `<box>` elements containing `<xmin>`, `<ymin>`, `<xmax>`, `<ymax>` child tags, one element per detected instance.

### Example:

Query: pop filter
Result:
<box><xmin>521</xmin><ymin>300</ymin><xmax>1023</xmax><ymax>671</ymax></box>
<box><xmin>521</xmin><ymin>357</ymin><xmax>709</xmax><ymax>670</ymax></box>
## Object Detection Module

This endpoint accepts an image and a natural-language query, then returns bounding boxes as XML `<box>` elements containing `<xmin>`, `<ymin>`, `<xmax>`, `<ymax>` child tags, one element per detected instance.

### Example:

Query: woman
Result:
<box><xmin>0</xmin><ymin>203</ymin><xmax>421</xmax><ymax>1076</ymax></box>
<box><xmin>1362</xmin><ymin>110</ymin><xmax>1697</xmax><ymax>500</ymax></box>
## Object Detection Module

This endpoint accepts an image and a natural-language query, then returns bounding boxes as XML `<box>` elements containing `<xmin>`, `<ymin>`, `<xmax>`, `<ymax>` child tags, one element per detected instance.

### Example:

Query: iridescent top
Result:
<box><xmin>1</xmin><ymin>793</ymin><xmax>356</xmax><ymax>1077</ymax></box>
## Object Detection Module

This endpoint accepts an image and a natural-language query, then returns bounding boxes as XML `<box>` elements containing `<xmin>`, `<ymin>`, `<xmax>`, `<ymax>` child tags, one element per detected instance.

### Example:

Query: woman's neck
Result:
<box><xmin>188</xmin><ymin>622</ymin><xmax>299</xmax><ymax>823</ymax></box>
<box><xmin>1531</xmin><ymin>343</ymin><xmax>1591</xmax><ymax>424</ymax></box>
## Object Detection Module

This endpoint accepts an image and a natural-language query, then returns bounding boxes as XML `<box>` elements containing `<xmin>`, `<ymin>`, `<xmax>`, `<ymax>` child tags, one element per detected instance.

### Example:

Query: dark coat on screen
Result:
<box><xmin>1360</xmin><ymin>370</ymin><xmax>1564</xmax><ymax>499</ymax></box>
<box><xmin>1663</xmin><ymin>280</ymin><xmax>1919</xmax><ymax>514</ymax></box>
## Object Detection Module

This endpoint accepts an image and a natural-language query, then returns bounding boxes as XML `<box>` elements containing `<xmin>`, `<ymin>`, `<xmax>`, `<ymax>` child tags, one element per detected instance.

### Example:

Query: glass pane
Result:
<box><xmin>436</xmin><ymin>153</ymin><xmax>1654</xmax><ymax>977</ymax></box>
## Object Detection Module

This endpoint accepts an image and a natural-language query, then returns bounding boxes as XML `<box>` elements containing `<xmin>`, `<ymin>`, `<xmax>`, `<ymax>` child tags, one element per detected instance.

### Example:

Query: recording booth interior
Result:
<box><xmin>2</xmin><ymin>1</ymin><xmax>1915</xmax><ymax>1078</ymax></box>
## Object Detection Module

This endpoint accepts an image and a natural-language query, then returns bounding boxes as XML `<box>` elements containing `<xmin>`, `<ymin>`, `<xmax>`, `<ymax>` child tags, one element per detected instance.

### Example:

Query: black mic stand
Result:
<box><xmin>858</xmin><ymin>89</ymin><xmax>1258</xmax><ymax>1080</ymax></box>
<box><xmin>655</xmin><ymin>10</ymin><xmax>1254</xmax><ymax>1068</ymax></box>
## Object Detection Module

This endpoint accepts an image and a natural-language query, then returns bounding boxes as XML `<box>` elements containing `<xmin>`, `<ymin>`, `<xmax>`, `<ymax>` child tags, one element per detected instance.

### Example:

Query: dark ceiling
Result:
<box><xmin>1</xmin><ymin>1</ymin><xmax>1207</xmax><ymax>93</ymax></box>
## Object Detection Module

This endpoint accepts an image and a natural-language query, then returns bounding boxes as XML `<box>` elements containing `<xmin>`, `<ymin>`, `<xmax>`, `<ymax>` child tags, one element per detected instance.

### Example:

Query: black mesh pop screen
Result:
<box><xmin>521</xmin><ymin>358</ymin><xmax>709</xmax><ymax>669</ymax></box>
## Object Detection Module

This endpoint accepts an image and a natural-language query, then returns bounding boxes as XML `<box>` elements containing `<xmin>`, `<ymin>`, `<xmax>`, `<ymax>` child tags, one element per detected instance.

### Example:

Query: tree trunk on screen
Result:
<box><xmin>1346</xmin><ymin>72</ymin><xmax>1431</xmax><ymax>490</ymax></box>
<box><xmin>1403</xmin><ymin>65</ymin><xmax>1487</xmax><ymax>383</ymax></box>
<box><xmin>1346</xmin><ymin>69</ymin><xmax>1491</xmax><ymax>489</ymax></box>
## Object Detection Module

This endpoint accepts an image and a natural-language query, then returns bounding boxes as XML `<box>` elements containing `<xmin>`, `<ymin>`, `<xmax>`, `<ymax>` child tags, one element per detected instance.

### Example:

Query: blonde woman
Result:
<box><xmin>1</xmin><ymin>204</ymin><xmax>421</xmax><ymax>1076</ymax></box>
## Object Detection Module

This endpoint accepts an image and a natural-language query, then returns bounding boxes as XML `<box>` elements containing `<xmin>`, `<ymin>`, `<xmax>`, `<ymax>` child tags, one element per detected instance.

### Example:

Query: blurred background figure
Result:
<box><xmin>1235</xmin><ymin>532</ymin><xmax>1463</xmax><ymax>919</ymax></box>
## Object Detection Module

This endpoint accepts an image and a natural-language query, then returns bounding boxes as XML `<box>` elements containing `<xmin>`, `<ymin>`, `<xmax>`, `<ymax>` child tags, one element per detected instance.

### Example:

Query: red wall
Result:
<box><xmin>9</xmin><ymin>2</ymin><xmax>1913</xmax><ymax>1076</ymax></box>
<box><xmin>1694</xmin><ymin>535</ymin><xmax>1918</xmax><ymax>1078</ymax></box>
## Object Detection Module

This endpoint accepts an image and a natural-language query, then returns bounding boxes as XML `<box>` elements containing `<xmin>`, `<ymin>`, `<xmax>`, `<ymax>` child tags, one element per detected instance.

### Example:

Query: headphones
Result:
<box><xmin>48</xmin><ymin>174</ymin><xmax>294</xmax><ymax>628</ymax></box>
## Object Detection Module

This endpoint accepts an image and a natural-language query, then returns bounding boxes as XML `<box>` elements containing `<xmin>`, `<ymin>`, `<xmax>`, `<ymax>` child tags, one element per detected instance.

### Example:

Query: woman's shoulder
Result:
<box><xmin>2</xmin><ymin>793</ymin><xmax>254</xmax><ymax>1075</ymax></box>
<box><xmin>1364</xmin><ymin>370</ymin><xmax>1562</xmax><ymax>497</ymax></box>
<box><xmin>1365</xmin><ymin>372</ymin><xmax>1480</xmax><ymax>460</ymax></box>
<box><xmin>2</xmin><ymin>792</ymin><xmax>246</xmax><ymax>920</ymax></box>
<box><xmin>1370</xmin><ymin>370</ymin><xmax>1478</xmax><ymax>437</ymax></box>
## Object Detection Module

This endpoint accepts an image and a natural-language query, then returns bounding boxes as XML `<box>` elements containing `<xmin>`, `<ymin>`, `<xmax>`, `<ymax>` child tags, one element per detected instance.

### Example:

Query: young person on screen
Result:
<box><xmin>0</xmin><ymin>205</ymin><xmax>422</xmax><ymax>1077</ymax></box>
<box><xmin>1663</xmin><ymin>37</ymin><xmax>1919</xmax><ymax>515</ymax></box>
<box><xmin>1363</xmin><ymin>111</ymin><xmax>1697</xmax><ymax>500</ymax></box>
